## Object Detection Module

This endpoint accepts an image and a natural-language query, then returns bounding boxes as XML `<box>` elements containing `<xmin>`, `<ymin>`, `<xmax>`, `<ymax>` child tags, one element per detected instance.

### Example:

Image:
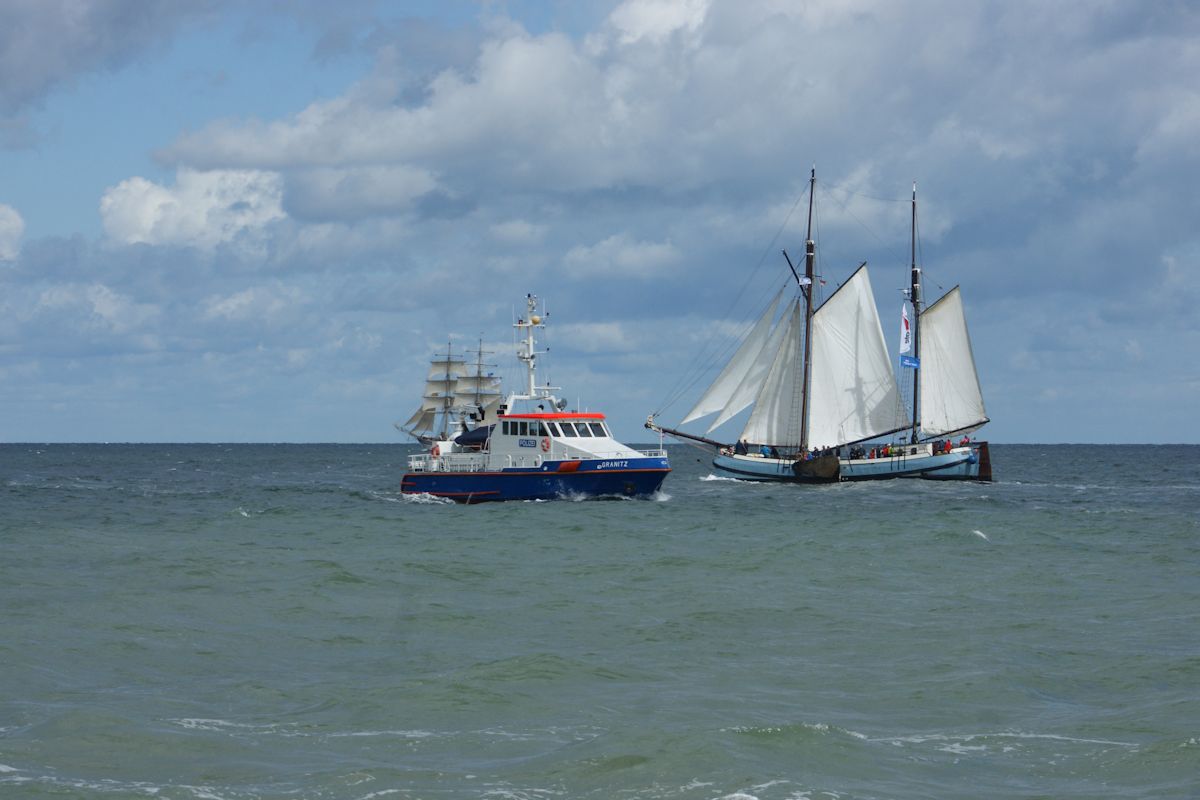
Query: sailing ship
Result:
<box><xmin>401</xmin><ymin>294</ymin><xmax>671</xmax><ymax>503</ymax></box>
<box><xmin>647</xmin><ymin>169</ymin><xmax>991</xmax><ymax>482</ymax></box>
<box><xmin>396</xmin><ymin>340</ymin><xmax>504</xmax><ymax>446</ymax></box>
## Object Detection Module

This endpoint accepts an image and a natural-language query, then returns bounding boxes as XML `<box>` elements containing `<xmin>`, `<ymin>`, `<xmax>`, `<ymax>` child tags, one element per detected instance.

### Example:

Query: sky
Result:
<box><xmin>1</xmin><ymin>0</ymin><xmax>1198</xmax><ymax>444</ymax></box>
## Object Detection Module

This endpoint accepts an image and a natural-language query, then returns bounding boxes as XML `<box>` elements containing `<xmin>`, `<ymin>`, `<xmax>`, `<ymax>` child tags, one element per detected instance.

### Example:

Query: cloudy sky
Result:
<box><xmin>1</xmin><ymin>0</ymin><xmax>1197</xmax><ymax>444</ymax></box>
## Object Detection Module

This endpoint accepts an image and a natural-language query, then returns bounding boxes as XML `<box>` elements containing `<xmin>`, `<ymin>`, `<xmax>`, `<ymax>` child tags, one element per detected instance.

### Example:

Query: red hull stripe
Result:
<box><xmin>498</xmin><ymin>412</ymin><xmax>606</xmax><ymax>420</ymax></box>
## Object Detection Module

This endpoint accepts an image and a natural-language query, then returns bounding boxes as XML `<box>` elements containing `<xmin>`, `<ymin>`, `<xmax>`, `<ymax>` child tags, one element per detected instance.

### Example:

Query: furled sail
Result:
<box><xmin>708</xmin><ymin>297</ymin><xmax>795</xmax><ymax>433</ymax></box>
<box><xmin>682</xmin><ymin>287</ymin><xmax>785</xmax><ymax>425</ymax></box>
<box><xmin>807</xmin><ymin>266</ymin><xmax>908</xmax><ymax>448</ymax></box>
<box><xmin>918</xmin><ymin>286</ymin><xmax>988</xmax><ymax>437</ymax></box>
<box><xmin>739</xmin><ymin>300</ymin><xmax>804</xmax><ymax>445</ymax></box>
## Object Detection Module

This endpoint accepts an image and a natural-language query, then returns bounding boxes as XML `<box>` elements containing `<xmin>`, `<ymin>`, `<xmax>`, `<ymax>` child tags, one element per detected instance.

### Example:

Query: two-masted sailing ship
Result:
<box><xmin>648</xmin><ymin>169</ymin><xmax>991</xmax><ymax>482</ymax></box>
<box><xmin>399</xmin><ymin>294</ymin><xmax>671</xmax><ymax>503</ymax></box>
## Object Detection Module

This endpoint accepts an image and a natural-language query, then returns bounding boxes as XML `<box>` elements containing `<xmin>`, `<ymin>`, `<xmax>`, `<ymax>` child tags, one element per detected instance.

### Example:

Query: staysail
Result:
<box><xmin>808</xmin><ymin>265</ymin><xmax>909</xmax><ymax>448</ymax></box>
<box><xmin>917</xmin><ymin>286</ymin><xmax>988</xmax><ymax>437</ymax></box>
<box><xmin>681</xmin><ymin>287</ymin><xmax>785</xmax><ymax>426</ymax></box>
<box><xmin>739</xmin><ymin>299</ymin><xmax>804</xmax><ymax>445</ymax></box>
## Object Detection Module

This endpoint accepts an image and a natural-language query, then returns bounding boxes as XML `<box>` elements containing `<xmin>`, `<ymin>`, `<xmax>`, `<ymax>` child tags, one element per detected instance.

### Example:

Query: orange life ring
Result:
<box><xmin>431</xmin><ymin>444</ymin><xmax>440</xmax><ymax>457</ymax></box>
<box><xmin>540</xmin><ymin>436</ymin><xmax>551</xmax><ymax>452</ymax></box>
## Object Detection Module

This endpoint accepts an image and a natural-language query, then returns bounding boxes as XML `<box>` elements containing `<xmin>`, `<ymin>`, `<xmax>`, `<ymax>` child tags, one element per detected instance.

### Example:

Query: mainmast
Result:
<box><xmin>439</xmin><ymin>338</ymin><xmax>455</xmax><ymax>439</ymax></box>
<box><xmin>799</xmin><ymin>166</ymin><xmax>817</xmax><ymax>452</ymax></box>
<box><xmin>909</xmin><ymin>182</ymin><xmax>922</xmax><ymax>444</ymax></box>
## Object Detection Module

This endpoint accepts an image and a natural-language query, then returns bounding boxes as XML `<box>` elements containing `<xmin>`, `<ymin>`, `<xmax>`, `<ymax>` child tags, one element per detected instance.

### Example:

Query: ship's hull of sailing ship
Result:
<box><xmin>402</xmin><ymin>456</ymin><xmax>670</xmax><ymax>503</ymax></box>
<box><xmin>712</xmin><ymin>442</ymin><xmax>992</xmax><ymax>483</ymax></box>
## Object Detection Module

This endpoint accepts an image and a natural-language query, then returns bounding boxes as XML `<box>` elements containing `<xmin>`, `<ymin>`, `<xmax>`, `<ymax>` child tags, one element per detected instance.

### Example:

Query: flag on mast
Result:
<box><xmin>899</xmin><ymin>304</ymin><xmax>912</xmax><ymax>354</ymax></box>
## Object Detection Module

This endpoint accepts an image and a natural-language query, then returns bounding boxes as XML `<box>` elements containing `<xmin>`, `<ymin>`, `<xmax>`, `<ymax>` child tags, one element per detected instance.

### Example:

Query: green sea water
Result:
<box><xmin>2</xmin><ymin>443</ymin><xmax>1198</xmax><ymax>798</ymax></box>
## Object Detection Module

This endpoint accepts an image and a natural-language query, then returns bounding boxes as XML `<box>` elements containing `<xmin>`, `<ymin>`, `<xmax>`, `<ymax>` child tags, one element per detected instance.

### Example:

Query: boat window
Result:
<box><xmin>547</xmin><ymin>422</ymin><xmax>562</xmax><ymax>437</ymax></box>
<box><xmin>588</xmin><ymin>422</ymin><xmax>605</xmax><ymax>437</ymax></box>
<box><xmin>559</xmin><ymin>422</ymin><xmax>577</xmax><ymax>436</ymax></box>
<box><xmin>518</xmin><ymin>421</ymin><xmax>529</xmax><ymax>436</ymax></box>
<box><xmin>502</xmin><ymin>421</ymin><xmax>511</xmax><ymax>435</ymax></box>
<box><xmin>576</xmin><ymin>422</ymin><xmax>593</xmax><ymax>437</ymax></box>
<box><xmin>536</xmin><ymin>422</ymin><xmax>549</xmax><ymax>436</ymax></box>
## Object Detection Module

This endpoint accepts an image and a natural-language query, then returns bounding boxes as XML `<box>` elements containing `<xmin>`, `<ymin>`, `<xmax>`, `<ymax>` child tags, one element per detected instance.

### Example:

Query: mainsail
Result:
<box><xmin>808</xmin><ymin>266</ymin><xmax>909</xmax><ymax>448</ymax></box>
<box><xmin>917</xmin><ymin>286</ymin><xmax>988</xmax><ymax>437</ymax></box>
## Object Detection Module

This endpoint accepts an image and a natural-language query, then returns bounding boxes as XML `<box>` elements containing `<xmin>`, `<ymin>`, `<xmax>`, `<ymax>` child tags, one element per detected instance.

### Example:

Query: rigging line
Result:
<box><xmin>912</xmin><ymin>217</ymin><xmax>946</xmax><ymax>297</ymax></box>
<box><xmin>653</xmin><ymin>187</ymin><xmax>809</xmax><ymax>416</ymax></box>
<box><xmin>820</xmin><ymin>179</ymin><xmax>913</xmax><ymax>275</ymax></box>
<box><xmin>823</xmin><ymin>181</ymin><xmax>910</xmax><ymax>205</ymax></box>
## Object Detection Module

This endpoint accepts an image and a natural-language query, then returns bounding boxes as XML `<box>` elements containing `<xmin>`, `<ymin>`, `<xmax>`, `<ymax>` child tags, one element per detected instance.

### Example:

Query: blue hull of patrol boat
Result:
<box><xmin>712</xmin><ymin>443</ymin><xmax>991</xmax><ymax>482</ymax></box>
<box><xmin>401</xmin><ymin>456</ymin><xmax>671</xmax><ymax>503</ymax></box>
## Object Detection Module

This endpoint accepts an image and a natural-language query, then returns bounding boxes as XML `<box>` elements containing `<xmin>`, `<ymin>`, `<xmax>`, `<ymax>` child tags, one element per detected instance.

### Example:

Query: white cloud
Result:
<box><xmin>284</xmin><ymin>165</ymin><xmax>439</xmax><ymax>220</ymax></box>
<box><xmin>564</xmin><ymin>233</ymin><xmax>681</xmax><ymax>277</ymax></box>
<box><xmin>100</xmin><ymin>168</ymin><xmax>285</xmax><ymax>249</ymax></box>
<box><xmin>0</xmin><ymin>203</ymin><xmax>24</xmax><ymax>259</ymax></box>
<box><xmin>35</xmin><ymin>282</ymin><xmax>159</xmax><ymax>336</ymax></box>
<box><xmin>490</xmin><ymin>219</ymin><xmax>547</xmax><ymax>246</ymax></box>
<box><xmin>202</xmin><ymin>283</ymin><xmax>303</xmax><ymax>323</ymax></box>
<box><xmin>607</xmin><ymin>0</ymin><xmax>711</xmax><ymax>45</ymax></box>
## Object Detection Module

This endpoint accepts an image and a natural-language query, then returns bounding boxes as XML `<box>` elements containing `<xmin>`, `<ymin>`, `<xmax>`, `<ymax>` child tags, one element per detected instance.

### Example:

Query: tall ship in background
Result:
<box><xmin>648</xmin><ymin>169</ymin><xmax>991</xmax><ymax>482</ymax></box>
<box><xmin>401</xmin><ymin>294</ymin><xmax>671</xmax><ymax>503</ymax></box>
<box><xmin>396</xmin><ymin>340</ymin><xmax>503</xmax><ymax>446</ymax></box>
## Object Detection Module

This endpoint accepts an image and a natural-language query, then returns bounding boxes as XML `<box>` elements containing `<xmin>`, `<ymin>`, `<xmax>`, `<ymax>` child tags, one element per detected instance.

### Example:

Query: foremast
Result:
<box><xmin>783</xmin><ymin>166</ymin><xmax>817</xmax><ymax>453</ymax></box>
<box><xmin>799</xmin><ymin>166</ymin><xmax>817</xmax><ymax>453</ymax></box>
<box><xmin>909</xmin><ymin>182</ymin><xmax>922</xmax><ymax>444</ymax></box>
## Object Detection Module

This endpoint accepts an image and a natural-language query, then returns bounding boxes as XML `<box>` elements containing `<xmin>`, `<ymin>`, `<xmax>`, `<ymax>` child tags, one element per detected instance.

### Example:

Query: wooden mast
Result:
<box><xmin>799</xmin><ymin>166</ymin><xmax>816</xmax><ymax>453</ymax></box>
<box><xmin>909</xmin><ymin>182</ymin><xmax>922</xmax><ymax>444</ymax></box>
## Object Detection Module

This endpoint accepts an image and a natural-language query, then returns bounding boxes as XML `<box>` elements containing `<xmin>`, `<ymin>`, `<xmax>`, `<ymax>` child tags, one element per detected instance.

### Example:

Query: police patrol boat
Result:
<box><xmin>401</xmin><ymin>294</ymin><xmax>671</xmax><ymax>503</ymax></box>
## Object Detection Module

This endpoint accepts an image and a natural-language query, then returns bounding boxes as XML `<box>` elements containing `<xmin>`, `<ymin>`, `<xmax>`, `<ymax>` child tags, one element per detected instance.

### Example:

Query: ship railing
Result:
<box><xmin>407</xmin><ymin>452</ymin><xmax>489</xmax><ymax>473</ymax></box>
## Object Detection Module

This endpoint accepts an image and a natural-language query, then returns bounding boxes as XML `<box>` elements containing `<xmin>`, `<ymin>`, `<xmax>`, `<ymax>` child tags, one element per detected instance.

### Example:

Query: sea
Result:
<box><xmin>2</xmin><ymin>443</ymin><xmax>1198</xmax><ymax>799</ymax></box>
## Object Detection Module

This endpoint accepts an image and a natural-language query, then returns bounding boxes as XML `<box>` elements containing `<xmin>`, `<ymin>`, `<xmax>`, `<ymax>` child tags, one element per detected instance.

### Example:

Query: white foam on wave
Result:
<box><xmin>700</xmin><ymin>474</ymin><xmax>740</xmax><ymax>482</ymax></box>
<box><xmin>401</xmin><ymin>492</ymin><xmax>454</xmax><ymax>505</ymax></box>
<box><xmin>866</xmin><ymin>730</ymin><xmax>1138</xmax><ymax>750</ymax></box>
<box><xmin>972</xmin><ymin>529</ymin><xmax>989</xmax><ymax>541</ymax></box>
<box><xmin>326</xmin><ymin>729</ymin><xmax>437</xmax><ymax>739</ymax></box>
<box><xmin>0</xmin><ymin>765</ymin><xmax>18</xmax><ymax>773</ymax></box>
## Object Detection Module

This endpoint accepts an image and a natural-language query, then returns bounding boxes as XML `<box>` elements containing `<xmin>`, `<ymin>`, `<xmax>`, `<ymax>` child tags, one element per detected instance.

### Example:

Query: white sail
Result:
<box><xmin>739</xmin><ymin>300</ymin><xmax>804</xmax><ymax>445</ymax></box>
<box><xmin>423</xmin><ymin>378</ymin><xmax>458</xmax><ymax>402</ymax></box>
<box><xmin>682</xmin><ymin>288</ymin><xmax>785</xmax><ymax>425</ymax></box>
<box><xmin>454</xmin><ymin>375</ymin><xmax>503</xmax><ymax>396</ymax></box>
<box><xmin>808</xmin><ymin>266</ymin><xmax>907</xmax><ymax>448</ymax></box>
<box><xmin>427</xmin><ymin>358</ymin><xmax>466</xmax><ymax>380</ymax></box>
<box><xmin>707</xmin><ymin>297</ymin><xmax>796</xmax><ymax>433</ymax></box>
<box><xmin>404</xmin><ymin>407</ymin><xmax>437</xmax><ymax>429</ymax></box>
<box><xmin>918</xmin><ymin>286</ymin><xmax>987</xmax><ymax>437</ymax></box>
